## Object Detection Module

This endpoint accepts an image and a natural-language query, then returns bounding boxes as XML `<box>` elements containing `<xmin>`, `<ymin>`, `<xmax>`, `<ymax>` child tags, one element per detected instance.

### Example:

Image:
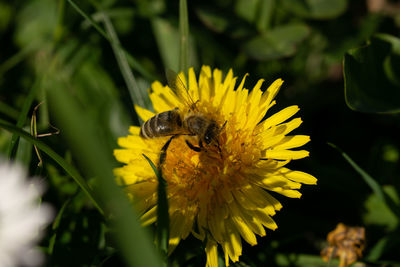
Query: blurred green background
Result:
<box><xmin>1</xmin><ymin>0</ymin><xmax>400</xmax><ymax>266</ymax></box>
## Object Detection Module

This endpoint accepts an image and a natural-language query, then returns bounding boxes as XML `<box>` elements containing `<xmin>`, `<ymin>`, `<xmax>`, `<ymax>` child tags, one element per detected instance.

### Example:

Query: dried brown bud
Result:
<box><xmin>321</xmin><ymin>223</ymin><xmax>366</xmax><ymax>267</ymax></box>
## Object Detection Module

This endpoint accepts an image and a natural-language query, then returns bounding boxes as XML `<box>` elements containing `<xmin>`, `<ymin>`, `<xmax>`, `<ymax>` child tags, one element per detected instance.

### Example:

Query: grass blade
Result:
<box><xmin>48</xmin><ymin>197</ymin><xmax>72</xmax><ymax>255</ymax></box>
<box><xmin>0</xmin><ymin>41</ymin><xmax>40</xmax><ymax>78</ymax></box>
<box><xmin>328</xmin><ymin>142</ymin><xmax>400</xmax><ymax>218</ymax></box>
<box><xmin>14</xmin><ymin>127</ymin><xmax>33</xmax><ymax>170</ymax></box>
<box><xmin>67</xmin><ymin>0</ymin><xmax>155</xmax><ymax>97</ymax></box>
<box><xmin>328</xmin><ymin>142</ymin><xmax>384</xmax><ymax>200</ymax></box>
<box><xmin>152</xmin><ymin>18</ymin><xmax>180</xmax><ymax>71</ymax></box>
<box><xmin>66</xmin><ymin>0</ymin><xmax>109</xmax><ymax>41</ymax></box>
<box><xmin>47</xmin><ymin>86</ymin><xmax>162</xmax><ymax>267</ymax></box>
<box><xmin>126</xmin><ymin>52</ymin><xmax>158</xmax><ymax>82</ymax></box>
<box><xmin>142</xmin><ymin>153</ymin><xmax>169</xmax><ymax>257</ymax></box>
<box><xmin>7</xmin><ymin>76</ymin><xmax>42</xmax><ymax>159</ymax></box>
<box><xmin>0</xmin><ymin>101</ymin><xmax>19</xmax><ymax>120</ymax></box>
<box><xmin>0</xmin><ymin>118</ymin><xmax>104</xmax><ymax>216</ymax></box>
<box><xmin>102</xmin><ymin>13</ymin><xmax>149</xmax><ymax>111</ymax></box>
<box><xmin>179</xmin><ymin>0</ymin><xmax>189</xmax><ymax>73</ymax></box>
<box><xmin>53</xmin><ymin>0</ymin><xmax>65</xmax><ymax>43</ymax></box>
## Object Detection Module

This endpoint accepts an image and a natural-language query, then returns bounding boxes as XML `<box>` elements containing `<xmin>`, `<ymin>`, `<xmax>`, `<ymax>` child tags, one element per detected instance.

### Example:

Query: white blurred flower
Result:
<box><xmin>0</xmin><ymin>159</ymin><xmax>53</xmax><ymax>267</ymax></box>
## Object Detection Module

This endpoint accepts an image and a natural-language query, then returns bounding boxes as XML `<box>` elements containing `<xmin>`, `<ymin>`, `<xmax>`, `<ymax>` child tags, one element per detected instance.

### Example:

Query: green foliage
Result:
<box><xmin>344</xmin><ymin>34</ymin><xmax>400</xmax><ymax>113</ymax></box>
<box><xmin>179</xmin><ymin>0</ymin><xmax>189</xmax><ymax>73</ymax></box>
<box><xmin>281</xmin><ymin>0</ymin><xmax>348</xmax><ymax>19</ymax></box>
<box><xmin>364</xmin><ymin>185</ymin><xmax>399</xmax><ymax>231</ymax></box>
<box><xmin>275</xmin><ymin>253</ymin><xmax>340</xmax><ymax>267</ymax></box>
<box><xmin>243</xmin><ymin>23</ymin><xmax>310</xmax><ymax>60</ymax></box>
<box><xmin>1</xmin><ymin>0</ymin><xmax>400</xmax><ymax>266</ymax></box>
<box><xmin>47</xmin><ymin>76</ymin><xmax>162</xmax><ymax>267</ymax></box>
<box><xmin>152</xmin><ymin>17</ymin><xmax>181</xmax><ymax>72</ymax></box>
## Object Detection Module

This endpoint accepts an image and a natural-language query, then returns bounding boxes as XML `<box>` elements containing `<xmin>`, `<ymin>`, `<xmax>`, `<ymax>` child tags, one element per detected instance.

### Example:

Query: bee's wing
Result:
<box><xmin>166</xmin><ymin>69</ymin><xmax>197</xmax><ymax>110</ymax></box>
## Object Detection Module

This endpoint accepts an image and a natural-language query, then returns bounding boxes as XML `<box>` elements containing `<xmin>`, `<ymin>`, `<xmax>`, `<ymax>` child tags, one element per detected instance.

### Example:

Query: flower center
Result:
<box><xmin>161</xmin><ymin>104</ymin><xmax>262</xmax><ymax>207</ymax></box>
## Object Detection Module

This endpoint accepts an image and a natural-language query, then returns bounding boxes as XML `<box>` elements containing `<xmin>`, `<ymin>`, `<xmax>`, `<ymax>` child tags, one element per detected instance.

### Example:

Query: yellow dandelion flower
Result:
<box><xmin>114</xmin><ymin>66</ymin><xmax>317</xmax><ymax>266</ymax></box>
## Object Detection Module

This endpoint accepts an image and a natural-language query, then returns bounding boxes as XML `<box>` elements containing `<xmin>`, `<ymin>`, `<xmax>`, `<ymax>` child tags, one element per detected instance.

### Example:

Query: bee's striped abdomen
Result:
<box><xmin>140</xmin><ymin>109</ymin><xmax>182</xmax><ymax>139</ymax></box>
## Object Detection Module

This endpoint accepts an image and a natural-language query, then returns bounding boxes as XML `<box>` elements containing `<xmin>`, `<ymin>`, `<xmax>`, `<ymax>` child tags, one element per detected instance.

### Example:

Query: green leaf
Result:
<box><xmin>142</xmin><ymin>154</ymin><xmax>169</xmax><ymax>257</ymax></box>
<box><xmin>196</xmin><ymin>8</ymin><xmax>229</xmax><ymax>33</ymax></box>
<box><xmin>281</xmin><ymin>0</ymin><xmax>348</xmax><ymax>19</ymax></box>
<box><xmin>343</xmin><ymin>34</ymin><xmax>400</xmax><ymax>113</ymax></box>
<box><xmin>365</xmin><ymin>235</ymin><xmax>400</xmax><ymax>262</ymax></box>
<box><xmin>14</xmin><ymin>0</ymin><xmax>58</xmax><ymax>47</ymax></box>
<box><xmin>275</xmin><ymin>253</ymin><xmax>339</xmax><ymax>267</ymax></box>
<box><xmin>48</xmin><ymin>197</ymin><xmax>73</xmax><ymax>255</ymax></box>
<box><xmin>366</xmin><ymin>236</ymin><xmax>389</xmax><ymax>261</ymax></box>
<box><xmin>135</xmin><ymin>0</ymin><xmax>166</xmax><ymax>18</ymax></box>
<box><xmin>243</xmin><ymin>23</ymin><xmax>310</xmax><ymax>61</ymax></box>
<box><xmin>152</xmin><ymin>17</ymin><xmax>180</xmax><ymax>72</ymax></box>
<box><xmin>328</xmin><ymin>142</ymin><xmax>400</xmax><ymax>219</ymax></box>
<box><xmin>364</xmin><ymin>186</ymin><xmax>399</xmax><ymax>231</ymax></box>
<box><xmin>0</xmin><ymin>2</ymin><xmax>13</xmax><ymax>31</ymax></box>
<box><xmin>235</xmin><ymin>0</ymin><xmax>259</xmax><ymax>23</ymax></box>
<box><xmin>235</xmin><ymin>0</ymin><xmax>274</xmax><ymax>31</ymax></box>
<box><xmin>256</xmin><ymin>0</ymin><xmax>275</xmax><ymax>32</ymax></box>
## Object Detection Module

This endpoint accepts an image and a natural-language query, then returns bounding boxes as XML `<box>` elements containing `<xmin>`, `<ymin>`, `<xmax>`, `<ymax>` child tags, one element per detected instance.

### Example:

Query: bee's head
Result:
<box><xmin>202</xmin><ymin>122</ymin><xmax>218</xmax><ymax>145</ymax></box>
<box><xmin>203</xmin><ymin>132</ymin><xmax>213</xmax><ymax>145</ymax></box>
<box><xmin>203</xmin><ymin>121</ymin><xmax>226</xmax><ymax>145</ymax></box>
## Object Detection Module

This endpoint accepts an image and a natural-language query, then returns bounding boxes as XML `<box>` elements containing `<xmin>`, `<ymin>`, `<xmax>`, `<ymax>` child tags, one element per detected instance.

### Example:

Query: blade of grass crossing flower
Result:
<box><xmin>0</xmin><ymin>119</ymin><xmax>104</xmax><ymax>216</ymax></box>
<box><xmin>102</xmin><ymin>13</ymin><xmax>149</xmax><ymax>112</ymax></box>
<box><xmin>142</xmin><ymin>153</ymin><xmax>169</xmax><ymax>257</ymax></box>
<box><xmin>7</xmin><ymin>76</ymin><xmax>42</xmax><ymax>159</ymax></box>
<box><xmin>179</xmin><ymin>0</ymin><xmax>189</xmax><ymax>73</ymax></box>
<box><xmin>328</xmin><ymin>142</ymin><xmax>400</xmax><ymax>218</ymax></box>
<box><xmin>47</xmin><ymin>87</ymin><xmax>162</xmax><ymax>267</ymax></box>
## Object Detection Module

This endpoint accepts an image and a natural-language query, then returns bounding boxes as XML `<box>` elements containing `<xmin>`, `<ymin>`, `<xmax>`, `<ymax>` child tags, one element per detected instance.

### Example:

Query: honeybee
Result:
<box><xmin>140</xmin><ymin>70</ymin><xmax>225</xmax><ymax>164</ymax></box>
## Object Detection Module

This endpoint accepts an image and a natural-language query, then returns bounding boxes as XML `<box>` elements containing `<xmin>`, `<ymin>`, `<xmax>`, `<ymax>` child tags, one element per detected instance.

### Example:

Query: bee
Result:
<box><xmin>140</xmin><ymin>70</ymin><xmax>225</xmax><ymax>165</ymax></box>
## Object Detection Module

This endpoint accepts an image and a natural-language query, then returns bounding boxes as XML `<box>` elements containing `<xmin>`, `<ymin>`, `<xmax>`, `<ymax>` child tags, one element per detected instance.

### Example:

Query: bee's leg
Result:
<box><xmin>185</xmin><ymin>140</ymin><xmax>201</xmax><ymax>152</ymax></box>
<box><xmin>160</xmin><ymin>135</ymin><xmax>177</xmax><ymax>165</ymax></box>
<box><xmin>215</xmin><ymin>139</ymin><xmax>223</xmax><ymax>159</ymax></box>
<box><xmin>219</xmin><ymin>121</ymin><xmax>227</xmax><ymax>133</ymax></box>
